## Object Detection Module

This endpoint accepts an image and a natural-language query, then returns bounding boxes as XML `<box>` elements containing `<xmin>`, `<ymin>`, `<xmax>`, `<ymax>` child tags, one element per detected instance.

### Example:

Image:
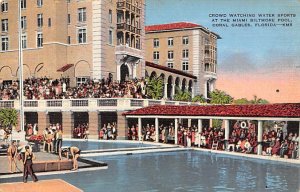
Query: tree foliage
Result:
<box><xmin>233</xmin><ymin>95</ymin><xmax>269</xmax><ymax>105</ymax></box>
<box><xmin>173</xmin><ymin>87</ymin><xmax>192</xmax><ymax>102</ymax></box>
<box><xmin>210</xmin><ymin>89</ymin><xmax>233</xmax><ymax>104</ymax></box>
<box><xmin>0</xmin><ymin>108</ymin><xmax>18</xmax><ymax>130</ymax></box>
<box><xmin>145</xmin><ymin>76</ymin><xmax>164</xmax><ymax>100</ymax></box>
<box><xmin>192</xmin><ymin>95</ymin><xmax>206</xmax><ymax>103</ymax></box>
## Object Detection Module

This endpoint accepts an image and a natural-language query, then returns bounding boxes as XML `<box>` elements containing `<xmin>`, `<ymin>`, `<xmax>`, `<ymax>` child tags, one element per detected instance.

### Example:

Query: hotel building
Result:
<box><xmin>0</xmin><ymin>0</ymin><xmax>145</xmax><ymax>86</ymax></box>
<box><xmin>145</xmin><ymin>22</ymin><xmax>220</xmax><ymax>99</ymax></box>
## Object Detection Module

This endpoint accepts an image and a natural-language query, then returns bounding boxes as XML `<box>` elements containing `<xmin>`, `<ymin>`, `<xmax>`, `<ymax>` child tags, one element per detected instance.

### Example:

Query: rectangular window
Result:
<box><xmin>22</xmin><ymin>34</ymin><xmax>27</xmax><ymax>49</ymax></box>
<box><xmin>153</xmin><ymin>38</ymin><xmax>159</xmax><ymax>48</ymax></box>
<box><xmin>67</xmin><ymin>36</ymin><xmax>71</xmax><ymax>44</ymax></box>
<box><xmin>21</xmin><ymin>16</ymin><xmax>27</xmax><ymax>30</ymax></box>
<box><xmin>168</xmin><ymin>50</ymin><xmax>174</xmax><ymax>60</ymax></box>
<box><xmin>153</xmin><ymin>51</ymin><xmax>159</xmax><ymax>60</ymax></box>
<box><xmin>37</xmin><ymin>0</ymin><xmax>43</xmax><ymax>7</ymax></box>
<box><xmin>37</xmin><ymin>14</ymin><xmax>43</xmax><ymax>27</ymax></box>
<box><xmin>76</xmin><ymin>77</ymin><xmax>89</xmax><ymax>86</ymax></box>
<box><xmin>109</xmin><ymin>9</ymin><xmax>112</xmax><ymax>23</ymax></box>
<box><xmin>1</xmin><ymin>36</ymin><xmax>8</xmax><ymax>51</ymax></box>
<box><xmin>167</xmin><ymin>62</ymin><xmax>173</xmax><ymax>68</ymax></box>
<box><xmin>182</xmin><ymin>36</ymin><xmax>189</xmax><ymax>45</ymax></box>
<box><xmin>78</xmin><ymin>8</ymin><xmax>86</xmax><ymax>22</ymax></box>
<box><xmin>21</xmin><ymin>0</ymin><xmax>26</xmax><ymax>9</ymax></box>
<box><xmin>48</xmin><ymin>18</ymin><xmax>51</xmax><ymax>27</ymax></box>
<box><xmin>168</xmin><ymin>37</ymin><xmax>173</xmax><ymax>46</ymax></box>
<box><xmin>68</xmin><ymin>14</ymin><xmax>71</xmax><ymax>24</ymax></box>
<box><xmin>182</xmin><ymin>61</ymin><xmax>189</xmax><ymax>71</ymax></box>
<box><xmin>37</xmin><ymin>32</ymin><xmax>43</xmax><ymax>47</ymax></box>
<box><xmin>78</xmin><ymin>28</ymin><xmax>86</xmax><ymax>43</ymax></box>
<box><xmin>1</xmin><ymin>19</ymin><xmax>8</xmax><ymax>32</ymax></box>
<box><xmin>182</xmin><ymin>49</ymin><xmax>189</xmax><ymax>59</ymax></box>
<box><xmin>1</xmin><ymin>1</ymin><xmax>8</xmax><ymax>12</ymax></box>
<box><xmin>109</xmin><ymin>29</ymin><xmax>113</xmax><ymax>44</ymax></box>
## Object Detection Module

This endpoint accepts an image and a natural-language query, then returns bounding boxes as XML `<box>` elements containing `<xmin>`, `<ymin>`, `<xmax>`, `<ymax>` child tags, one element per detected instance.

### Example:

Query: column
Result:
<box><xmin>172</xmin><ymin>84</ymin><xmax>175</xmax><ymax>98</ymax></box>
<box><xmin>224</xmin><ymin>119</ymin><xmax>230</xmax><ymax>150</ymax></box>
<box><xmin>62</xmin><ymin>111</ymin><xmax>74</xmax><ymax>139</ymax></box>
<box><xmin>38</xmin><ymin>112</ymin><xmax>49</xmax><ymax>135</ymax></box>
<box><xmin>117</xmin><ymin>63</ymin><xmax>121</xmax><ymax>81</ymax></box>
<box><xmin>209</xmin><ymin>119</ymin><xmax>213</xmax><ymax>127</ymax></box>
<box><xmin>257</xmin><ymin>120</ymin><xmax>263</xmax><ymax>155</ymax></box>
<box><xmin>187</xmin><ymin>119</ymin><xmax>192</xmax><ymax>127</ymax></box>
<box><xmin>298</xmin><ymin>121</ymin><xmax>300</xmax><ymax>160</ymax></box>
<box><xmin>88</xmin><ymin>112</ymin><xmax>99</xmax><ymax>139</ymax></box>
<box><xmin>198</xmin><ymin>119</ymin><xmax>203</xmax><ymax>134</ymax></box>
<box><xmin>191</xmin><ymin>87</ymin><xmax>194</xmax><ymax>98</ymax></box>
<box><xmin>197</xmin><ymin>119</ymin><xmax>203</xmax><ymax>147</ymax></box>
<box><xmin>155</xmin><ymin>118</ymin><xmax>159</xmax><ymax>142</ymax></box>
<box><xmin>117</xmin><ymin>111</ymin><xmax>127</xmax><ymax>140</ymax></box>
<box><xmin>174</xmin><ymin>118</ymin><xmax>178</xmax><ymax>145</ymax></box>
<box><xmin>138</xmin><ymin>117</ymin><xmax>142</xmax><ymax>141</ymax></box>
<box><xmin>164</xmin><ymin>83</ymin><xmax>168</xmax><ymax>99</ymax></box>
<box><xmin>133</xmin><ymin>64</ymin><xmax>137</xmax><ymax>78</ymax></box>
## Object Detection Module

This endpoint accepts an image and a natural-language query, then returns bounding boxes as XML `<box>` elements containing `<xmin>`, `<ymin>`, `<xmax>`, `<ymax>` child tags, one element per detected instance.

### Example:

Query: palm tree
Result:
<box><xmin>192</xmin><ymin>95</ymin><xmax>206</xmax><ymax>103</ymax></box>
<box><xmin>145</xmin><ymin>76</ymin><xmax>164</xmax><ymax>100</ymax></box>
<box><xmin>210</xmin><ymin>89</ymin><xmax>233</xmax><ymax>104</ymax></box>
<box><xmin>174</xmin><ymin>91</ymin><xmax>192</xmax><ymax>102</ymax></box>
<box><xmin>0</xmin><ymin>108</ymin><xmax>18</xmax><ymax>131</ymax></box>
<box><xmin>233</xmin><ymin>98</ymin><xmax>250</xmax><ymax>105</ymax></box>
<box><xmin>250</xmin><ymin>95</ymin><xmax>269</xmax><ymax>104</ymax></box>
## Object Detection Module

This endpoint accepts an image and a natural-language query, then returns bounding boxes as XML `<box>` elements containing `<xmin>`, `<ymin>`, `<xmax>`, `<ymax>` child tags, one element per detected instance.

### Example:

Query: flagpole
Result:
<box><xmin>18</xmin><ymin>0</ymin><xmax>24</xmax><ymax>132</ymax></box>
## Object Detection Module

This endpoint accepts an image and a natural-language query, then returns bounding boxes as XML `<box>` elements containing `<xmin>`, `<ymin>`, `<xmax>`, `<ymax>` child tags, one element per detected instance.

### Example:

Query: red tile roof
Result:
<box><xmin>124</xmin><ymin>103</ymin><xmax>300</xmax><ymax>118</ymax></box>
<box><xmin>146</xmin><ymin>61</ymin><xmax>197</xmax><ymax>79</ymax></box>
<box><xmin>57</xmin><ymin>64</ymin><xmax>74</xmax><ymax>72</ymax></box>
<box><xmin>146</xmin><ymin>22</ymin><xmax>201</xmax><ymax>32</ymax></box>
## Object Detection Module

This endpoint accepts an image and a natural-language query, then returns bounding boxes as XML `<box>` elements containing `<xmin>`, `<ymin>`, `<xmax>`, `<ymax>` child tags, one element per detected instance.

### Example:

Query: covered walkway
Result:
<box><xmin>124</xmin><ymin>103</ymin><xmax>300</xmax><ymax>158</ymax></box>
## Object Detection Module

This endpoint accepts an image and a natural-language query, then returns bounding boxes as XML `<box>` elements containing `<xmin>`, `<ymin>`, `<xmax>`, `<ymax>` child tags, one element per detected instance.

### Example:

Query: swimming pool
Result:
<box><xmin>62</xmin><ymin>140</ymin><xmax>155</xmax><ymax>151</ymax></box>
<box><xmin>2</xmin><ymin>150</ymin><xmax>299</xmax><ymax>191</ymax></box>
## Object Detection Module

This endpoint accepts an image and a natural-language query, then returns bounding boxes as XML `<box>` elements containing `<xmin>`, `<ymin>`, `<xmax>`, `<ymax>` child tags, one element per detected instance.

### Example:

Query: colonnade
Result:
<box><xmin>133</xmin><ymin>117</ymin><xmax>300</xmax><ymax>157</ymax></box>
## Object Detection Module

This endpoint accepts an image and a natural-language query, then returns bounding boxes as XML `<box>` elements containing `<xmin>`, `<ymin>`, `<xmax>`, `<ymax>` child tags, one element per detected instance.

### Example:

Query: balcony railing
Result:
<box><xmin>0</xmin><ymin>98</ymin><xmax>203</xmax><ymax>112</ymax></box>
<box><xmin>0</xmin><ymin>100</ymin><xmax>14</xmax><ymax>108</ymax></box>
<box><xmin>130</xmin><ymin>99</ymin><xmax>143</xmax><ymax>107</ymax></box>
<box><xmin>117</xmin><ymin>1</ymin><xmax>141</xmax><ymax>15</ymax></box>
<box><xmin>98</xmin><ymin>99</ymin><xmax>118</xmax><ymax>107</ymax></box>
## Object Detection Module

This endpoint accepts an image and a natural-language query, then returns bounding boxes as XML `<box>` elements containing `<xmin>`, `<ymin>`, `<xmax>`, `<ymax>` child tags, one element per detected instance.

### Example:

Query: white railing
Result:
<box><xmin>0</xmin><ymin>98</ymin><xmax>203</xmax><ymax>111</ymax></box>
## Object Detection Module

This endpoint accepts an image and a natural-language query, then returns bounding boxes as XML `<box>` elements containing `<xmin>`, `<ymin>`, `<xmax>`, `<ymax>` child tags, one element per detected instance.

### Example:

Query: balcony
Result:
<box><xmin>117</xmin><ymin>23</ymin><xmax>141</xmax><ymax>35</ymax></box>
<box><xmin>1</xmin><ymin>98</ymin><xmax>204</xmax><ymax>112</ymax></box>
<box><xmin>117</xmin><ymin>1</ymin><xmax>141</xmax><ymax>15</ymax></box>
<box><xmin>116</xmin><ymin>45</ymin><xmax>142</xmax><ymax>59</ymax></box>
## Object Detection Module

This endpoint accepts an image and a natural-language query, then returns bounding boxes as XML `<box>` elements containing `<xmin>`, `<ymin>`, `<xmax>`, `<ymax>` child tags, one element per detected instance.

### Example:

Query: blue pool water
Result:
<box><xmin>2</xmin><ymin>151</ymin><xmax>299</xmax><ymax>191</ymax></box>
<box><xmin>62</xmin><ymin>140</ymin><xmax>154</xmax><ymax>151</ymax></box>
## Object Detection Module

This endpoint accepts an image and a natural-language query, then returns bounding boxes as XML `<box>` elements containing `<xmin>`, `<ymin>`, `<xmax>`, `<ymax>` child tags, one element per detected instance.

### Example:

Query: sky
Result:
<box><xmin>146</xmin><ymin>0</ymin><xmax>300</xmax><ymax>103</ymax></box>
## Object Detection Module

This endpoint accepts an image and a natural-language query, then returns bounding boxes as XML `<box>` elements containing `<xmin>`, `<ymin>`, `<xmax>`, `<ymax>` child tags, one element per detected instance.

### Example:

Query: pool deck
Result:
<box><xmin>0</xmin><ymin>179</ymin><xmax>83</xmax><ymax>192</ymax></box>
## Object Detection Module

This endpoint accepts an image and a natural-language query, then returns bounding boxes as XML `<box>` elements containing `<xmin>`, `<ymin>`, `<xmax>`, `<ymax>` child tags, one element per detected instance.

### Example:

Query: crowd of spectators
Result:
<box><xmin>99</xmin><ymin>122</ymin><xmax>118</xmax><ymax>140</ymax></box>
<box><xmin>0</xmin><ymin>77</ymin><xmax>148</xmax><ymax>100</ymax></box>
<box><xmin>73</xmin><ymin>123</ymin><xmax>89</xmax><ymax>139</ymax></box>
<box><xmin>127</xmin><ymin>121</ymin><xmax>299</xmax><ymax>159</ymax></box>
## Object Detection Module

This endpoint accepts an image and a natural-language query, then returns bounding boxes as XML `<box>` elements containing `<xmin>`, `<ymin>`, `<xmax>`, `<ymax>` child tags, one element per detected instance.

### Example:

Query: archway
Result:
<box><xmin>0</xmin><ymin>66</ymin><xmax>13</xmax><ymax>80</ymax></box>
<box><xmin>175</xmin><ymin>77</ymin><xmax>180</xmax><ymax>94</ymax></box>
<box><xmin>150</xmin><ymin>71</ymin><xmax>157</xmax><ymax>80</ymax></box>
<box><xmin>182</xmin><ymin>78</ymin><xmax>187</xmax><ymax>92</ymax></box>
<box><xmin>145</xmin><ymin>70</ymin><xmax>149</xmax><ymax>78</ymax></box>
<box><xmin>167</xmin><ymin>75</ymin><xmax>173</xmax><ymax>99</ymax></box>
<box><xmin>188</xmin><ymin>80</ymin><xmax>193</xmax><ymax>93</ymax></box>
<box><xmin>120</xmin><ymin>63</ymin><xmax>129</xmax><ymax>82</ymax></box>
